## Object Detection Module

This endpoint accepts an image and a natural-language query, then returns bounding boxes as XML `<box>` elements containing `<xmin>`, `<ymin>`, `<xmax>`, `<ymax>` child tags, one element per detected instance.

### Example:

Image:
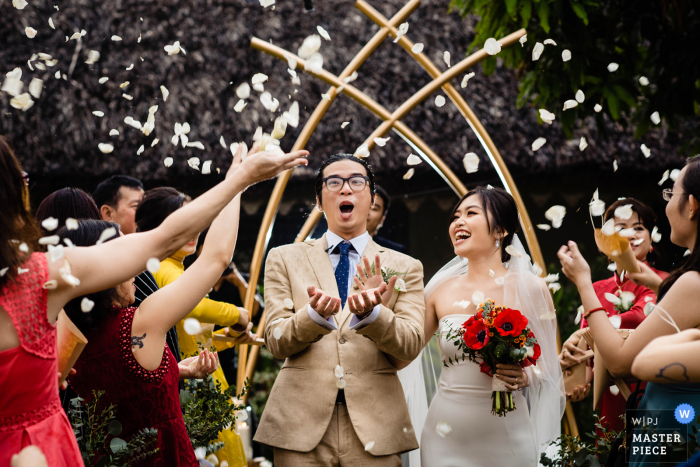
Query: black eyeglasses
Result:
<box><xmin>662</xmin><ymin>189</ymin><xmax>688</xmax><ymax>202</ymax></box>
<box><xmin>323</xmin><ymin>175</ymin><xmax>370</xmax><ymax>192</ymax></box>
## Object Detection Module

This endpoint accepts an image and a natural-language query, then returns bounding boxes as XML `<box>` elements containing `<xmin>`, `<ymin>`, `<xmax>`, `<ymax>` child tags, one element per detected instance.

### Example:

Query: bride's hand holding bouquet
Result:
<box><xmin>445</xmin><ymin>298</ymin><xmax>541</xmax><ymax>416</ymax></box>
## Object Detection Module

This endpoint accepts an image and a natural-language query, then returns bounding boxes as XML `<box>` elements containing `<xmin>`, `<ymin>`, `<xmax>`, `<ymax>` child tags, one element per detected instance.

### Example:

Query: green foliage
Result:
<box><xmin>68</xmin><ymin>391</ymin><xmax>159</xmax><ymax>467</ymax></box>
<box><xmin>449</xmin><ymin>0</ymin><xmax>700</xmax><ymax>145</ymax></box>
<box><xmin>540</xmin><ymin>412</ymin><xmax>619</xmax><ymax>466</ymax></box>
<box><xmin>180</xmin><ymin>375</ymin><xmax>248</xmax><ymax>455</ymax></box>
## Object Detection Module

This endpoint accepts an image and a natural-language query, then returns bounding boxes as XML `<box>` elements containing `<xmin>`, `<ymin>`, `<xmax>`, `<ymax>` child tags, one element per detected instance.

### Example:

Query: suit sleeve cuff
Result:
<box><xmin>349</xmin><ymin>305</ymin><xmax>380</xmax><ymax>329</ymax></box>
<box><xmin>307</xmin><ymin>304</ymin><xmax>338</xmax><ymax>330</ymax></box>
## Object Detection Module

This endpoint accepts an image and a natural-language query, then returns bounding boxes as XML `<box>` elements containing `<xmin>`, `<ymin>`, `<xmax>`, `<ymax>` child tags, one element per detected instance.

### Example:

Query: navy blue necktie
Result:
<box><xmin>334</xmin><ymin>242</ymin><xmax>352</xmax><ymax>309</ymax></box>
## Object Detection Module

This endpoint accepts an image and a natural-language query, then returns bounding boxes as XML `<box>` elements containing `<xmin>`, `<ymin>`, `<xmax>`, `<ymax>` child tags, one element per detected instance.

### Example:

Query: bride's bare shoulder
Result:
<box><xmin>426</xmin><ymin>276</ymin><xmax>464</xmax><ymax>305</ymax></box>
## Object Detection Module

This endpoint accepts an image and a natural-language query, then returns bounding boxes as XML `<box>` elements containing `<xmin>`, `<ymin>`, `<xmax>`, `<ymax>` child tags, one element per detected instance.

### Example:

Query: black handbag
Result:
<box><xmin>605</xmin><ymin>382</ymin><xmax>645</xmax><ymax>467</ymax></box>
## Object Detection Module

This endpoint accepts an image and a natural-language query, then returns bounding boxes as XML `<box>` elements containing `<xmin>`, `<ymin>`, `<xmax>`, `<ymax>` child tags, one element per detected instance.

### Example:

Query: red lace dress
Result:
<box><xmin>0</xmin><ymin>252</ymin><xmax>83</xmax><ymax>466</ymax></box>
<box><xmin>69</xmin><ymin>306</ymin><xmax>198</xmax><ymax>466</ymax></box>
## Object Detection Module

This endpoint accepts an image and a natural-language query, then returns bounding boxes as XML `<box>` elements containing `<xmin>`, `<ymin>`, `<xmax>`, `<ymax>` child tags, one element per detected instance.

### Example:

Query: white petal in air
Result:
<box><xmin>19</xmin><ymin>243</ymin><xmax>29</xmax><ymax>253</ymax></box>
<box><xmin>81</xmin><ymin>298</ymin><xmax>95</xmax><ymax>312</ymax></box>
<box><xmin>471</xmin><ymin>290</ymin><xmax>485</xmax><ymax>305</ymax></box>
<box><xmin>298</xmin><ymin>35</ymin><xmax>321</xmax><ymax>59</ymax></box>
<box><xmin>341</xmin><ymin>122</ymin><xmax>350</xmax><ymax>129</ymax></box>
<box><xmin>374</xmin><ymin>137</ymin><xmax>390</xmax><ymax>147</ymax></box>
<box><xmin>234</xmin><ymin>99</ymin><xmax>247</xmax><ymax>112</ymax></box>
<box><xmin>99</xmin><ymin>77</ymin><xmax>109</xmax><ymax>84</ymax></box>
<box><xmin>26</xmin><ymin>27</ymin><xmax>38</xmax><ymax>39</ymax></box>
<box><xmin>394</xmin><ymin>22</ymin><xmax>409</xmax><ymax>43</ymax></box>
<box><xmin>65</xmin><ymin>218</ymin><xmax>78</xmax><ymax>230</ymax></box>
<box><xmin>260</xmin><ymin>0</ymin><xmax>275</xmax><ymax>7</ymax></box>
<box><xmin>463</xmin><ymin>152</ymin><xmax>480</xmax><ymax>173</ymax></box>
<box><xmin>563</xmin><ymin>100</ymin><xmax>578</xmax><ymax>110</ymax></box>
<box><xmin>607</xmin><ymin>62</ymin><xmax>619</xmax><ymax>72</ymax></box>
<box><xmin>579</xmin><ymin>137</ymin><xmax>588</xmax><ymax>151</ymax></box>
<box><xmin>407</xmin><ymin>154</ymin><xmax>422</xmax><ymax>166</ymax></box>
<box><xmin>532</xmin><ymin>42</ymin><xmax>544</xmax><ymax>61</ymax></box>
<box><xmin>670</xmin><ymin>169</ymin><xmax>680</xmax><ymax>182</ymax></box>
<box><xmin>539</xmin><ymin>109</ymin><xmax>555</xmax><ymax>124</ymax></box>
<box><xmin>544</xmin><ymin>39</ymin><xmax>557</xmax><ymax>46</ymax></box>
<box><xmin>461</xmin><ymin>72</ymin><xmax>475</xmax><ymax>88</ymax></box>
<box><xmin>10</xmin><ymin>93</ymin><xmax>34</xmax><ymax>112</ymax></box>
<box><xmin>443</xmin><ymin>51</ymin><xmax>451</xmax><ymax>67</ymax></box>
<box><xmin>364</xmin><ymin>442</ymin><xmax>375</xmax><ymax>452</ymax></box>
<box><xmin>639</xmin><ymin>76</ymin><xmax>649</xmax><ymax>86</ymax></box>
<box><xmin>575</xmin><ymin>90</ymin><xmax>585</xmax><ymax>103</ymax></box>
<box><xmin>184</xmin><ymin>318</ymin><xmax>202</xmax><ymax>335</ymax></box>
<box><xmin>236</xmin><ymin>82</ymin><xmax>250</xmax><ymax>99</ymax></box>
<box><xmin>146</xmin><ymin>258</ymin><xmax>161</xmax><ymax>273</ymax></box>
<box><xmin>658</xmin><ymin>170</ymin><xmax>669</xmax><ymax>186</ymax></box>
<box><xmin>252</xmin><ymin>73</ymin><xmax>268</xmax><ymax>85</ymax></box>
<box><xmin>650</xmin><ymin>111</ymin><xmax>660</xmax><ymax>125</ymax></box>
<box><xmin>435</xmin><ymin>95</ymin><xmax>446</xmax><ymax>107</ymax></box>
<box><xmin>545</xmin><ymin>206</ymin><xmax>566</xmax><ymax>226</ymax></box>
<box><xmin>354</xmin><ymin>143</ymin><xmax>370</xmax><ymax>159</ymax></box>
<box><xmin>98</xmin><ymin>143</ymin><xmax>114</xmax><ymax>154</ymax></box>
<box><xmin>164</xmin><ymin>157</ymin><xmax>173</xmax><ymax>167</ymax></box>
<box><xmin>562</xmin><ymin>50</ymin><xmax>571</xmax><ymax>62</ymax></box>
<box><xmin>403</xmin><ymin>168</ymin><xmax>415</xmax><ymax>180</ymax></box>
<box><xmin>334</xmin><ymin>365</ymin><xmax>344</xmax><ymax>378</ymax></box>
<box><xmin>531</xmin><ymin>137</ymin><xmax>547</xmax><ymax>152</ymax></box>
<box><xmin>537</xmin><ymin>224</ymin><xmax>551</xmax><ymax>231</ymax></box>
<box><xmin>590</xmin><ymin>198</ymin><xmax>605</xmax><ymax>217</ymax></box>
<box><xmin>594</xmin><ymin>104</ymin><xmax>602</xmax><ymax>113</ymax></box>
<box><xmin>273</xmin><ymin>326</ymin><xmax>283</xmax><ymax>340</ymax></box>
<box><xmin>284</xmin><ymin>298</ymin><xmax>294</xmax><ymax>310</ymax></box>
<box><xmin>614</xmin><ymin>204</ymin><xmax>634</xmax><ymax>220</ymax></box>
<box><xmin>640</xmin><ymin>144</ymin><xmax>651</xmax><ymax>158</ymax></box>
<box><xmin>41</xmin><ymin>217</ymin><xmax>59</xmax><ymax>231</ymax></box>
<box><xmin>160</xmin><ymin>85</ymin><xmax>169</xmax><ymax>102</ymax></box>
<box><xmin>484</xmin><ymin>38</ymin><xmax>502</xmax><ymax>55</ymax></box>
<box><xmin>44</xmin><ymin>280</ymin><xmax>58</xmax><ymax>289</ymax></box>
<box><xmin>38</xmin><ymin>235</ymin><xmax>60</xmax><ymax>245</ymax></box>
<box><xmin>96</xmin><ymin>227</ymin><xmax>117</xmax><ymax>245</ymax></box>
<box><xmin>317</xmin><ymin>26</ymin><xmax>331</xmax><ymax>41</ymax></box>
<box><xmin>651</xmin><ymin>226</ymin><xmax>662</xmax><ymax>243</ymax></box>
<box><xmin>201</xmin><ymin>161</ymin><xmax>212</xmax><ymax>175</ymax></box>
<box><xmin>436</xmin><ymin>421</ymin><xmax>452</xmax><ymax>438</ymax></box>
<box><xmin>411</xmin><ymin>43</ymin><xmax>424</xmax><ymax>54</ymax></box>
<box><xmin>519</xmin><ymin>34</ymin><xmax>527</xmax><ymax>46</ymax></box>
<box><xmin>92</xmin><ymin>111</ymin><xmax>104</xmax><ymax>117</ymax></box>
<box><xmin>613</xmin><ymin>160</ymin><xmax>618</xmax><ymax>172</ymax></box>
<box><xmin>505</xmin><ymin>245</ymin><xmax>521</xmax><ymax>258</ymax></box>
<box><xmin>304</xmin><ymin>53</ymin><xmax>324</xmax><ymax>74</ymax></box>
<box><xmin>13</xmin><ymin>0</ymin><xmax>28</xmax><ymax>9</ymax></box>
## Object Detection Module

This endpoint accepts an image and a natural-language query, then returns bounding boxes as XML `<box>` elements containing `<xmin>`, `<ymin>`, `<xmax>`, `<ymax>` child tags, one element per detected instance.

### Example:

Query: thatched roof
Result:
<box><xmin>1</xmin><ymin>0</ymin><xmax>695</xmax><ymax>192</ymax></box>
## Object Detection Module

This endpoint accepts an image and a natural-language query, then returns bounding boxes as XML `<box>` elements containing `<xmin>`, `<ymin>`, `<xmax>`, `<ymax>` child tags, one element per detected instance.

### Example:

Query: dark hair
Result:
<box><xmin>135</xmin><ymin>187</ymin><xmax>191</xmax><ymax>232</ymax></box>
<box><xmin>93</xmin><ymin>175</ymin><xmax>144</xmax><ymax>209</ymax></box>
<box><xmin>603</xmin><ymin>197</ymin><xmax>660</xmax><ymax>266</ymax></box>
<box><xmin>35</xmin><ymin>188</ymin><xmax>101</xmax><ymax>234</ymax></box>
<box><xmin>0</xmin><ymin>136</ymin><xmax>42</xmax><ymax>289</ymax></box>
<box><xmin>449</xmin><ymin>186</ymin><xmax>520</xmax><ymax>263</ymax></box>
<box><xmin>374</xmin><ymin>185</ymin><xmax>391</xmax><ymax>215</ymax></box>
<box><xmin>314</xmin><ymin>154</ymin><xmax>376</xmax><ymax>205</ymax></box>
<box><xmin>660</xmin><ymin>157</ymin><xmax>700</xmax><ymax>297</ymax></box>
<box><xmin>58</xmin><ymin>220</ymin><xmax>122</xmax><ymax>335</ymax></box>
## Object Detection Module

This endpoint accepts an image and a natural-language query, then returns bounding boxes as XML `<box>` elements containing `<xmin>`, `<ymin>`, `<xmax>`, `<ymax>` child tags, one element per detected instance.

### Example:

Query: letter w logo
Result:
<box><xmin>680</xmin><ymin>410</ymin><xmax>691</xmax><ymax>418</ymax></box>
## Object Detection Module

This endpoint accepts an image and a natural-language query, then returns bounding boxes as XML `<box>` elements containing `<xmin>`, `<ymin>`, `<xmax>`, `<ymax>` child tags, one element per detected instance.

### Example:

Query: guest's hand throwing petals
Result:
<box><xmin>626</xmin><ymin>261</ymin><xmax>663</xmax><ymax>293</ymax></box>
<box><xmin>557</xmin><ymin>241</ymin><xmax>592</xmax><ymax>288</ymax></box>
<box><xmin>179</xmin><ymin>348</ymin><xmax>219</xmax><ymax>380</ymax></box>
<box><xmin>307</xmin><ymin>285</ymin><xmax>341</xmax><ymax>319</ymax></box>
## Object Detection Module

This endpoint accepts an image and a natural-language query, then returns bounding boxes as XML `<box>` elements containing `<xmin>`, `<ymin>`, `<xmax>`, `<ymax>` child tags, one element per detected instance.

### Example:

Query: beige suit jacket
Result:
<box><xmin>254</xmin><ymin>234</ymin><xmax>425</xmax><ymax>456</ymax></box>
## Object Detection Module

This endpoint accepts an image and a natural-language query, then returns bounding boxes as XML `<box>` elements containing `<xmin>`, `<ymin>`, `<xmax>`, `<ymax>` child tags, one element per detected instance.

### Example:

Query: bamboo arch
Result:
<box><xmin>237</xmin><ymin>0</ymin><xmax>578</xmax><ymax>436</ymax></box>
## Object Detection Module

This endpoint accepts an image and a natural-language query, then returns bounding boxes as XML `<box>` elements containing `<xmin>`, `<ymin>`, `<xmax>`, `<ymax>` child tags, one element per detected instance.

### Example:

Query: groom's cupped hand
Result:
<box><xmin>354</xmin><ymin>254</ymin><xmax>397</xmax><ymax>306</ymax></box>
<box><xmin>307</xmin><ymin>285</ymin><xmax>342</xmax><ymax>319</ymax></box>
<box><xmin>348</xmin><ymin>283</ymin><xmax>386</xmax><ymax>317</ymax></box>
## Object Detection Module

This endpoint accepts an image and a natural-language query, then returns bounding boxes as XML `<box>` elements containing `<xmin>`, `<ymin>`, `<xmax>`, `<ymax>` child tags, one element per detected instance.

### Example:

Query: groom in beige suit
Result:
<box><xmin>254</xmin><ymin>154</ymin><xmax>425</xmax><ymax>466</ymax></box>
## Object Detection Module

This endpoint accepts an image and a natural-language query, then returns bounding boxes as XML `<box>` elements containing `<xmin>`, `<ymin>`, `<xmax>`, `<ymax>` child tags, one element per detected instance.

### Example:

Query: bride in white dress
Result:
<box><xmin>394</xmin><ymin>186</ymin><xmax>564</xmax><ymax>467</ymax></box>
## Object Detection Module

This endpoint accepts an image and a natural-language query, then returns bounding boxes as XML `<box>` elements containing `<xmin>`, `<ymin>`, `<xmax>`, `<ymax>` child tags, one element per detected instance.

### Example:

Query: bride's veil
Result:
<box><xmin>398</xmin><ymin>235</ymin><xmax>564</xmax><ymax>464</ymax></box>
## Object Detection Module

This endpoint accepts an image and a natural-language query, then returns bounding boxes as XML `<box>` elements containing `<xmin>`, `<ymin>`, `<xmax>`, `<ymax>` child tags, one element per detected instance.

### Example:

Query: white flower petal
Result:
<box><xmin>201</xmin><ymin>161</ymin><xmax>212</xmax><ymax>175</ymax></box>
<box><xmin>407</xmin><ymin>154</ymin><xmax>422</xmax><ymax>166</ymax></box>
<box><xmin>164</xmin><ymin>157</ymin><xmax>173</xmax><ymax>167</ymax></box>
<box><xmin>519</xmin><ymin>34</ymin><xmax>527</xmax><ymax>46</ymax></box>
<box><xmin>484</xmin><ymin>38</ymin><xmax>502</xmax><ymax>55</ymax></box>
<box><xmin>234</xmin><ymin>99</ymin><xmax>247</xmax><ymax>112</ymax></box>
<box><xmin>594</xmin><ymin>104</ymin><xmax>602</xmax><ymax>112</ymax></box>
<box><xmin>562</xmin><ymin>49</ymin><xmax>571</xmax><ymax>62</ymax></box>
<box><xmin>394</xmin><ymin>22</ymin><xmax>409</xmax><ymax>43</ymax></box>
<box><xmin>96</xmin><ymin>227</ymin><xmax>117</xmax><ymax>245</ymax></box>
<box><xmin>38</xmin><ymin>235</ymin><xmax>60</xmax><ymax>245</ymax></box>
<box><xmin>650</xmin><ymin>111</ymin><xmax>660</xmax><ymax>125</ymax></box>
<box><xmin>545</xmin><ymin>205</ymin><xmax>566</xmax><ymax>224</ymax></box>
<box><xmin>126</xmin><ymin>63</ymin><xmax>134</xmax><ymax>71</ymax></box>
<box><xmin>354</xmin><ymin>143</ymin><xmax>370</xmax><ymax>159</ymax></box>
<box><xmin>187</xmin><ymin>141</ymin><xmax>205</xmax><ymax>150</ymax></box>
<box><xmin>99</xmin><ymin>77</ymin><xmax>109</xmax><ymax>84</ymax></box>
<box><xmin>334</xmin><ymin>365</ymin><xmax>344</xmax><ymax>378</ymax></box>
<box><xmin>43</xmin><ymin>280</ymin><xmax>58</xmax><ymax>289</ymax></box>
<box><xmin>575</xmin><ymin>90</ymin><xmax>585</xmax><ymax>103</ymax></box>
<box><xmin>640</xmin><ymin>144</ymin><xmax>651</xmax><ymax>158</ymax></box>
<box><xmin>403</xmin><ymin>168</ymin><xmax>415</xmax><ymax>180</ymax></box>
<box><xmin>471</xmin><ymin>290</ymin><xmax>485</xmax><ymax>304</ymax></box>
<box><xmin>81</xmin><ymin>297</ymin><xmax>95</xmax><ymax>312</ymax></box>
<box><xmin>604</xmin><ymin>292</ymin><xmax>621</xmax><ymax>306</ymax></box>
<box><xmin>613</xmin><ymin>160</ymin><xmax>618</xmax><ymax>172</ymax></box>
<box><xmin>92</xmin><ymin>110</ymin><xmax>104</xmax><ymax>117</ymax></box>
<box><xmin>453</xmin><ymin>300</ymin><xmax>470</xmax><ymax>309</ymax></box>
<box><xmin>463</xmin><ymin>152</ymin><xmax>480</xmax><ymax>173</ymax></box>
<box><xmin>460</xmin><ymin>72</ymin><xmax>475</xmax><ymax>88</ymax></box>
<box><xmin>252</xmin><ymin>73</ymin><xmax>268</xmax><ymax>85</ymax></box>
<box><xmin>41</xmin><ymin>217</ymin><xmax>59</xmax><ymax>231</ymax></box>
<box><xmin>639</xmin><ymin>76</ymin><xmax>649</xmax><ymax>86</ymax></box>
<box><xmin>411</xmin><ymin>43</ymin><xmax>424</xmax><ymax>54</ymax></box>
<box><xmin>539</xmin><ymin>108</ymin><xmax>556</xmax><ymax>124</ymax></box>
<box><xmin>607</xmin><ymin>62</ymin><xmax>619</xmax><ymax>72</ymax></box>
<box><xmin>548</xmin><ymin>282</ymin><xmax>561</xmax><ymax>293</ymax></box>
<box><xmin>184</xmin><ymin>318</ymin><xmax>202</xmax><ymax>335</ymax></box>
<box><xmin>670</xmin><ymin>169</ymin><xmax>680</xmax><ymax>182</ymax></box>
<box><xmin>188</xmin><ymin>157</ymin><xmax>200</xmax><ymax>170</ymax></box>
<box><xmin>25</xmin><ymin>27</ymin><xmax>38</xmax><ymax>39</ymax></box>
<box><xmin>590</xmin><ymin>198</ymin><xmax>605</xmax><ymax>217</ymax></box>
<box><xmin>658</xmin><ymin>169</ymin><xmax>669</xmax><ymax>186</ymax></box>
<box><xmin>544</xmin><ymin>39</ymin><xmax>557</xmax><ymax>46</ymax></box>
<box><xmin>443</xmin><ymin>51</ymin><xmax>451</xmax><ymax>67</ymax></box>
<box><xmin>505</xmin><ymin>245</ymin><xmax>521</xmax><ymax>258</ymax></box>
<box><xmin>537</xmin><ymin>224</ymin><xmax>551</xmax><ymax>231</ymax></box>
<box><xmin>13</xmin><ymin>0</ymin><xmax>28</xmax><ymax>9</ymax></box>
<box><xmin>563</xmin><ymin>100</ymin><xmax>578</xmax><ymax>110</ymax></box>
<box><xmin>579</xmin><ymin>137</ymin><xmax>588</xmax><ymax>151</ymax></box>
<box><xmin>436</xmin><ymin>421</ymin><xmax>452</xmax><ymax>438</ymax></box>
<box><xmin>317</xmin><ymin>25</ymin><xmax>331</xmax><ymax>41</ymax></box>
<box><xmin>65</xmin><ymin>218</ymin><xmax>78</xmax><ymax>230</ymax></box>
<box><xmin>236</xmin><ymin>82</ymin><xmax>250</xmax><ymax>99</ymax></box>
<box><xmin>532</xmin><ymin>42</ymin><xmax>544</xmax><ymax>61</ymax></box>
<box><xmin>364</xmin><ymin>441</ymin><xmax>375</xmax><ymax>451</ymax></box>
<box><xmin>495</xmin><ymin>276</ymin><xmax>505</xmax><ymax>285</ymax></box>
<box><xmin>435</xmin><ymin>95</ymin><xmax>446</xmax><ymax>107</ymax></box>
<box><xmin>531</xmin><ymin>137</ymin><xmax>547</xmax><ymax>152</ymax></box>
<box><xmin>609</xmin><ymin>315</ymin><xmax>622</xmax><ymax>329</ymax></box>
<box><xmin>298</xmin><ymin>35</ymin><xmax>322</xmax><ymax>59</ymax></box>
<box><xmin>282</xmin><ymin>298</ymin><xmax>295</xmax><ymax>310</ymax></box>
<box><xmin>10</xmin><ymin>92</ymin><xmax>34</xmax><ymax>111</ymax></box>
<box><xmin>29</xmin><ymin>78</ymin><xmax>43</xmax><ymax>98</ymax></box>
<box><xmin>304</xmin><ymin>53</ymin><xmax>324</xmax><ymax>74</ymax></box>
<box><xmin>373</xmin><ymin>137</ymin><xmax>390</xmax><ymax>147</ymax></box>
<box><xmin>341</xmin><ymin>122</ymin><xmax>350</xmax><ymax>128</ymax></box>
<box><xmin>98</xmin><ymin>143</ymin><xmax>114</xmax><ymax>154</ymax></box>
<box><xmin>614</xmin><ymin>204</ymin><xmax>633</xmax><ymax>220</ymax></box>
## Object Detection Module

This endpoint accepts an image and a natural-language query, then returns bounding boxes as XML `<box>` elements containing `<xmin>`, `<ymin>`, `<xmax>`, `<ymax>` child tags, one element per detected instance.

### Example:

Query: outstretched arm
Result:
<box><xmin>46</xmin><ymin>146</ymin><xmax>308</xmax><ymax>322</ymax></box>
<box><xmin>631</xmin><ymin>329</ymin><xmax>700</xmax><ymax>383</ymax></box>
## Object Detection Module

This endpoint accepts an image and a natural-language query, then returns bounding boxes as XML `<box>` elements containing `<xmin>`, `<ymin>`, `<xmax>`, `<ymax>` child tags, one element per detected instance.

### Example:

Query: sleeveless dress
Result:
<box><xmin>420</xmin><ymin>314</ymin><xmax>538</xmax><ymax>467</ymax></box>
<box><xmin>0</xmin><ymin>252</ymin><xmax>83</xmax><ymax>466</ymax></box>
<box><xmin>69</xmin><ymin>306</ymin><xmax>198</xmax><ymax>467</ymax></box>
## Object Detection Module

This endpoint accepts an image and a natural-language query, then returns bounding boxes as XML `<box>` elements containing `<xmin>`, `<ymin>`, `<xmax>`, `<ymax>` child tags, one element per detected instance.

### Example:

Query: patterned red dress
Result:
<box><xmin>581</xmin><ymin>264</ymin><xmax>669</xmax><ymax>434</ymax></box>
<box><xmin>0</xmin><ymin>252</ymin><xmax>83</xmax><ymax>466</ymax></box>
<box><xmin>69</xmin><ymin>306</ymin><xmax>198</xmax><ymax>466</ymax></box>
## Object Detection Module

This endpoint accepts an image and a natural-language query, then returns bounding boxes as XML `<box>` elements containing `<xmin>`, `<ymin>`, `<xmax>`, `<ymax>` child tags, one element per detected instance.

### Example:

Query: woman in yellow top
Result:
<box><xmin>135</xmin><ymin>177</ymin><xmax>255</xmax><ymax>465</ymax></box>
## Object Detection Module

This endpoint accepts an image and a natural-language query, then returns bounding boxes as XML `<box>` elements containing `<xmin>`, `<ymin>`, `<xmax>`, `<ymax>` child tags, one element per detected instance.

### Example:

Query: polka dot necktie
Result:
<box><xmin>334</xmin><ymin>242</ymin><xmax>352</xmax><ymax>309</ymax></box>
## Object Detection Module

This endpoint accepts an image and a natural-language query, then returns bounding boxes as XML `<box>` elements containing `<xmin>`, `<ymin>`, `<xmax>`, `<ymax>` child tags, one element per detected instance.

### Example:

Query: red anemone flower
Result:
<box><xmin>493</xmin><ymin>308</ymin><xmax>528</xmax><ymax>337</ymax></box>
<box><xmin>479</xmin><ymin>360</ymin><xmax>493</xmax><ymax>376</ymax></box>
<box><xmin>464</xmin><ymin>320</ymin><xmax>490</xmax><ymax>350</ymax></box>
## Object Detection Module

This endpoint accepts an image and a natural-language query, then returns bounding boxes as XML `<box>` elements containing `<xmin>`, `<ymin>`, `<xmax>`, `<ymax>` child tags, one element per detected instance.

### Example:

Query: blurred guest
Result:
<box><xmin>560</xmin><ymin>198</ymin><xmax>667</xmax><ymax>434</ymax></box>
<box><xmin>11</xmin><ymin>446</ymin><xmax>48</xmax><ymax>467</ymax></box>
<box><xmin>93</xmin><ymin>175</ymin><xmax>144</xmax><ymax>235</ymax></box>
<box><xmin>367</xmin><ymin>185</ymin><xmax>407</xmax><ymax>253</ymax></box>
<box><xmin>35</xmin><ymin>187</ymin><xmax>101</xmax><ymax>233</ymax></box>
<box><xmin>0</xmin><ymin>136</ymin><xmax>298</xmax><ymax>465</ymax></box>
<box><xmin>558</xmin><ymin>156</ymin><xmax>700</xmax><ymax>467</ymax></box>
<box><xmin>136</xmin><ymin>156</ymin><xmax>259</xmax><ymax>466</ymax></box>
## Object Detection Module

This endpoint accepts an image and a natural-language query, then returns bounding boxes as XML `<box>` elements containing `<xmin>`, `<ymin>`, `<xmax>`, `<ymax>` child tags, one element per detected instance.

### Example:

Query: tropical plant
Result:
<box><xmin>449</xmin><ymin>0</ymin><xmax>700</xmax><ymax>148</ymax></box>
<box><xmin>68</xmin><ymin>391</ymin><xmax>159</xmax><ymax>467</ymax></box>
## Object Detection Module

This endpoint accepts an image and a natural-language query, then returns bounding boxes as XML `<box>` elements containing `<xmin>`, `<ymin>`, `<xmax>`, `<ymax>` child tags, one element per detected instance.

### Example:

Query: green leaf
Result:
<box><xmin>606</xmin><ymin>93</ymin><xmax>620</xmax><ymax>120</ymax></box>
<box><xmin>570</xmin><ymin>2</ymin><xmax>589</xmax><ymax>25</ymax></box>
<box><xmin>537</xmin><ymin>1</ymin><xmax>550</xmax><ymax>33</ymax></box>
<box><xmin>110</xmin><ymin>438</ymin><xmax>127</xmax><ymax>454</ymax></box>
<box><xmin>505</xmin><ymin>0</ymin><xmax>517</xmax><ymax>17</ymax></box>
<box><xmin>108</xmin><ymin>420</ymin><xmax>122</xmax><ymax>437</ymax></box>
<box><xmin>520</xmin><ymin>0</ymin><xmax>532</xmax><ymax>26</ymax></box>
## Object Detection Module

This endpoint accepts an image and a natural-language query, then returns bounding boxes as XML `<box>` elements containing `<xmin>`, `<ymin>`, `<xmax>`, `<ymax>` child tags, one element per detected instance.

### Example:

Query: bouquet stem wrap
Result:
<box><xmin>491</xmin><ymin>376</ymin><xmax>514</xmax><ymax>416</ymax></box>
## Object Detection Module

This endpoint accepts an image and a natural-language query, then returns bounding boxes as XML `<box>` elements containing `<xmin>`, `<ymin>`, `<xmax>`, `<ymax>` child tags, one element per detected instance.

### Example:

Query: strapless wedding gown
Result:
<box><xmin>420</xmin><ymin>314</ymin><xmax>538</xmax><ymax>467</ymax></box>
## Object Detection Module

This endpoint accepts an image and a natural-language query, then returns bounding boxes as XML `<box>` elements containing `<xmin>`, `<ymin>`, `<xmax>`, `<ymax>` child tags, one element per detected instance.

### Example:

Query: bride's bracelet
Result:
<box><xmin>583</xmin><ymin>306</ymin><xmax>606</xmax><ymax>320</ymax></box>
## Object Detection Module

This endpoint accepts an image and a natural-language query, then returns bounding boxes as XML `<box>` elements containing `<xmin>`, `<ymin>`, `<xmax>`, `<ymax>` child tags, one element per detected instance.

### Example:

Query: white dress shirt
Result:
<box><xmin>307</xmin><ymin>230</ymin><xmax>381</xmax><ymax>330</ymax></box>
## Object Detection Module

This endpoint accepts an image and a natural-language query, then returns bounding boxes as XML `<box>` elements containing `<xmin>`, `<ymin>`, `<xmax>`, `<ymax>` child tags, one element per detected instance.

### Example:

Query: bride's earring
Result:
<box><xmin>495</xmin><ymin>237</ymin><xmax>500</xmax><ymax>249</ymax></box>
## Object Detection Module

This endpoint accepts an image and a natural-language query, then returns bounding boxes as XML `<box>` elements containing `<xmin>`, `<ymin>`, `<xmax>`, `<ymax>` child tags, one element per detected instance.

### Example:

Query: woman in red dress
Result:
<box><xmin>0</xmin><ymin>135</ymin><xmax>307</xmax><ymax>465</ymax></box>
<box><xmin>559</xmin><ymin>198</ymin><xmax>668</xmax><ymax>434</ymax></box>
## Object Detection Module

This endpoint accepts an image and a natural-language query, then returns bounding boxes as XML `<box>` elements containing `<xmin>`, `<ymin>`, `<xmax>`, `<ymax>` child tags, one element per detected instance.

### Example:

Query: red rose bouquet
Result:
<box><xmin>445</xmin><ymin>299</ymin><xmax>540</xmax><ymax>416</ymax></box>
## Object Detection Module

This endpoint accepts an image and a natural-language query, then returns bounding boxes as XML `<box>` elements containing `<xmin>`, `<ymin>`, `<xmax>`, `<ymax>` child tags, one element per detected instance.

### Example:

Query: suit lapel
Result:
<box><xmin>338</xmin><ymin>238</ymin><xmax>385</xmax><ymax>328</ymax></box>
